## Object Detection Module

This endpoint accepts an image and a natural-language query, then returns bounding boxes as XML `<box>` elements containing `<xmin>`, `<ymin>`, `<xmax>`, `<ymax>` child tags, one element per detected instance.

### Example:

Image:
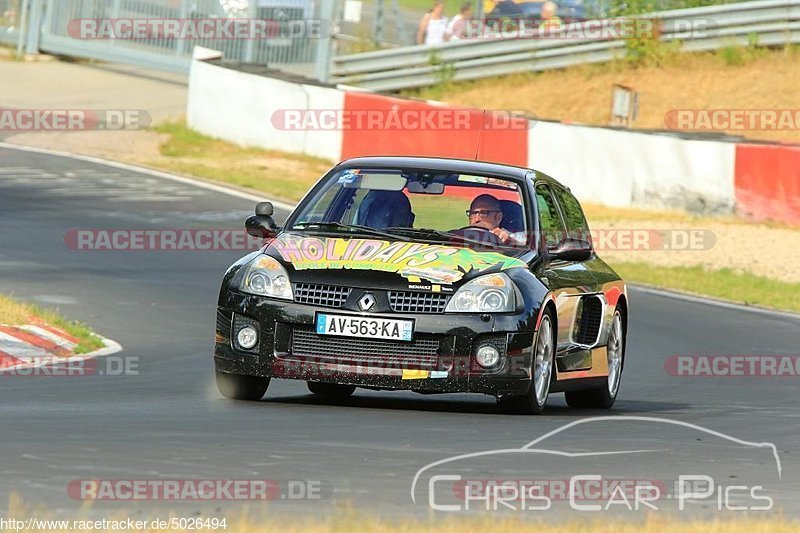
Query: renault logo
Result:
<box><xmin>358</xmin><ymin>293</ymin><xmax>376</xmax><ymax>311</ymax></box>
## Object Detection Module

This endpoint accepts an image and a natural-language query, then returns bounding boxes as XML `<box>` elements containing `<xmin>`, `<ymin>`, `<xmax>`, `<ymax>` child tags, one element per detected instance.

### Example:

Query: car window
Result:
<box><xmin>551</xmin><ymin>185</ymin><xmax>591</xmax><ymax>243</ymax></box>
<box><xmin>301</xmin><ymin>184</ymin><xmax>340</xmax><ymax>224</ymax></box>
<box><xmin>535</xmin><ymin>184</ymin><xmax>565</xmax><ymax>248</ymax></box>
<box><xmin>291</xmin><ymin>169</ymin><xmax>528</xmax><ymax>240</ymax></box>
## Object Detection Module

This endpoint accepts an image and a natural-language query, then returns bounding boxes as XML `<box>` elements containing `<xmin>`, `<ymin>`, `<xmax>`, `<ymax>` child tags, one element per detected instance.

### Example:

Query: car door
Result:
<box><xmin>533</xmin><ymin>180</ymin><xmax>600</xmax><ymax>372</ymax></box>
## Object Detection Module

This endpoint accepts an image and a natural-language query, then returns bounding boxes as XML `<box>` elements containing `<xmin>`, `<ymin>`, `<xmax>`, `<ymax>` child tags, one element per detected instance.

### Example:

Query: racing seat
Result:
<box><xmin>355</xmin><ymin>190</ymin><xmax>415</xmax><ymax>229</ymax></box>
<box><xmin>498</xmin><ymin>200</ymin><xmax>524</xmax><ymax>233</ymax></box>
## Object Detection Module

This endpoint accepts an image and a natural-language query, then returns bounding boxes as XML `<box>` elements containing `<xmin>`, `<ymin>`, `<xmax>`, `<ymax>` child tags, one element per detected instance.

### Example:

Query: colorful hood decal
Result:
<box><xmin>270</xmin><ymin>235</ymin><xmax>526</xmax><ymax>284</ymax></box>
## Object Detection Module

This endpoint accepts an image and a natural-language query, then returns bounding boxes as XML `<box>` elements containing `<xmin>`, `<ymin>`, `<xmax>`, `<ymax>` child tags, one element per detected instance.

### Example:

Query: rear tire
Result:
<box><xmin>307</xmin><ymin>381</ymin><xmax>356</xmax><ymax>399</ymax></box>
<box><xmin>497</xmin><ymin>309</ymin><xmax>555</xmax><ymax>415</ymax></box>
<box><xmin>565</xmin><ymin>308</ymin><xmax>625</xmax><ymax>409</ymax></box>
<box><xmin>215</xmin><ymin>371</ymin><xmax>269</xmax><ymax>401</ymax></box>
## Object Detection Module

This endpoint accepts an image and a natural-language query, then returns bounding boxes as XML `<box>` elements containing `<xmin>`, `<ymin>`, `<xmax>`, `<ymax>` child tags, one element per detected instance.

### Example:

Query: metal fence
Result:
<box><xmin>6</xmin><ymin>0</ymin><xmax>337</xmax><ymax>78</ymax></box>
<box><xmin>331</xmin><ymin>0</ymin><xmax>800</xmax><ymax>92</ymax></box>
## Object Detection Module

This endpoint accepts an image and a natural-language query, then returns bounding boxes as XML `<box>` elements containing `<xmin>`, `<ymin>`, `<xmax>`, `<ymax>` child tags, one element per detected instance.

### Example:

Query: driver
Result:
<box><xmin>467</xmin><ymin>194</ymin><xmax>525</xmax><ymax>245</ymax></box>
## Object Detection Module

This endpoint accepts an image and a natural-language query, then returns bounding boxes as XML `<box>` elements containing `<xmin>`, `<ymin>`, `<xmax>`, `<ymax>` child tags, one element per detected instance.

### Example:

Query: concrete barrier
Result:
<box><xmin>734</xmin><ymin>144</ymin><xmax>800</xmax><ymax>225</ymax></box>
<box><xmin>187</xmin><ymin>54</ymin><xmax>799</xmax><ymax>226</ymax></box>
<box><xmin>528</xmin><ymin>122</ymin><xmax>736</xmax><ymax>213</ymax></box>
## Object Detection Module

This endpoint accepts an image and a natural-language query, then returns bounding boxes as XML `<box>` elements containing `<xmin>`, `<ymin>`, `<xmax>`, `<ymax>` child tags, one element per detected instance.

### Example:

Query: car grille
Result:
<box><xmin>293</xmin><ymin>283</ymin><xmax>351</xmax><ymax>308</ymax></box>
<box><xmin>388</xmin><ymin>291</ymin><xmax>450</xmax><ymax>314</ymax></box>
<box><xmin>290</xmin><ymin>327</ymin><xmax>440</xmax><ymax>369</ymax></box>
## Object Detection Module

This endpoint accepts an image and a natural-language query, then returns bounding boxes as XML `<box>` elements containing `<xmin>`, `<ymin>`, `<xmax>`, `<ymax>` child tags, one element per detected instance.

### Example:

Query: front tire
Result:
<box><xmin>498</xmin><ymin>309</ymin><xmax>555</xmax><ymax>414</ymax></box>
<box><xmin>307</xmin><ymin>381</ymin><xmax>356</xmax><ymax>399</ymax></box>
<box><xmin>565</xmin><ymin>308</ymin><xmax>625</xmax><ymax>409</ymax></box>
<box><xmin>215</xmin><ymin>371</ymin><xmax>270</xmax><ymax>401</ymax></box>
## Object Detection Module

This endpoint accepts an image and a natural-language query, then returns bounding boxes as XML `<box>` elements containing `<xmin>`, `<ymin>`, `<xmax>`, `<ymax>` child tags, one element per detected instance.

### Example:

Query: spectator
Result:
<box><xmin>540</xmin><ymin>1</ymin><xmax>563</xmax><ymax>30</ymax></box>
<box><xmin>446</xmin><ymin>2</ymin><xmax>473</xmax><ymax>41</ymax></box>
<box><xmin>417</xmin><ymin>1</ymin><xmax>449</xmax><ymax>45</ymax></box>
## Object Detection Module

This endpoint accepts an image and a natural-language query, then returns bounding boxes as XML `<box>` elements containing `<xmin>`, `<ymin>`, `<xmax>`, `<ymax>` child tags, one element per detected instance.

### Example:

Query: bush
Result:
<box><xmin>719</xmin><ymin>44</ymin><xmax>744</xmax><ymax>65</ymax></box>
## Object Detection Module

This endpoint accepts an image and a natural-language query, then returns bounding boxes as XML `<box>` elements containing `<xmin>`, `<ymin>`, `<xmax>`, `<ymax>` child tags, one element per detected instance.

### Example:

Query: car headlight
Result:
<box><xmin>445</xmin><ymin>273</ymin><xmax>515</xmax><ymax>313</ymax></box>
<box><xmin>241</xmin><ymin>255</ymin><xmax>293</xmax><ymax>300</ymax></box>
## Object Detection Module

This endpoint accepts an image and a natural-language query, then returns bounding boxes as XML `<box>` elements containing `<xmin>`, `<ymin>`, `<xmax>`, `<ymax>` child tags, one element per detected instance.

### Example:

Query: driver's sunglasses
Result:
<box><xmin>466</xmin><ymin>209</ymin><xmax>500</xmax><ymax>217</ymax></box>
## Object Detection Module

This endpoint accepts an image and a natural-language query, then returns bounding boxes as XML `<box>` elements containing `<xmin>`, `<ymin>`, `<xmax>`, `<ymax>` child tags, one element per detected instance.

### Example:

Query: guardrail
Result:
<box><xmin>331</xmin><ymin>0</ymin><xmax>800</xmax><ymax>92</ymax></box>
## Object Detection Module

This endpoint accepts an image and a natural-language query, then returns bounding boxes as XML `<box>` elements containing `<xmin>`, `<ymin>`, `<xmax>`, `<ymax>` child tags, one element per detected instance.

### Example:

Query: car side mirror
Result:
<box><xmin>550</xmin><ymin>238</ymin><xmax>592</xmax><ymax>262</ymax></box>
<box><xmin>245</xmin><ymin>201</ymin><xmax>279</xmax><ymax>238</ymax></box>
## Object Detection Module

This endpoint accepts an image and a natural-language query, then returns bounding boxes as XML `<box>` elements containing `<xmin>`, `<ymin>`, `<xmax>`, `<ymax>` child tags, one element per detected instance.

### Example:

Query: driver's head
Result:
<box><xmin>468</xmin><ymin>194</ymin><xmax>503</xmax><ymax>230</ymax></box>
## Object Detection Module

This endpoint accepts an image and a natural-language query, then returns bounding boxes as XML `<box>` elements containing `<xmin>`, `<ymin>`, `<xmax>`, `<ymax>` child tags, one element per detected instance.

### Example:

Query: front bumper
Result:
<box><xmin>214</xmin><ymin>291</ymin><xmax>537</xmax><ymax>397</ymax></box>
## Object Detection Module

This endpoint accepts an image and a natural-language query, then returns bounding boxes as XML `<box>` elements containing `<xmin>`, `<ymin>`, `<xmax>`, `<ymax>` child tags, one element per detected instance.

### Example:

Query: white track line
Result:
<box><xmin>0</xmin><ymin>141</ymin><xmax>295</xmax><ymax>211</ymax></box>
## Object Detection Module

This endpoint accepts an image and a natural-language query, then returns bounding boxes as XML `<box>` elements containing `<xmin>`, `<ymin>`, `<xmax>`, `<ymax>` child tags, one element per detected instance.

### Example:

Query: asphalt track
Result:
<box><xmin>1</xmin><ymin>143</ymin><xmax>798</xmax><ymax>521</ymax></box>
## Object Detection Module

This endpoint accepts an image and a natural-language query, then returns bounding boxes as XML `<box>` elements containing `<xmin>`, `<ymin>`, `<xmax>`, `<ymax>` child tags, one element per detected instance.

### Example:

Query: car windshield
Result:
<box><xmin>290</xmin><ymin>168</ymin><xmax>529</xmax><ymax>249</ymax></box>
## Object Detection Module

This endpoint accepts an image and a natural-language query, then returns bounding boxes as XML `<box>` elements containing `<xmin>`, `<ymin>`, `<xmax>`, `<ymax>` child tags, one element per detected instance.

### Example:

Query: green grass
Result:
<box><xmin>0</xmin><ymin>294</ymin><xmax>104</xmax><ymax>355</ymax></box>
<box><xmin>409</xmin><ymin>193</ymin><xmax>469</xmax><ymax>229</ymax></box>
<box><xmin>612</xmin><ymin>262</ymin><xmax>800</xmax><ymax>313</ymax></box>
<box><xmin>151</xmin><ymin>122</ymin><xmax>332</xmax><ymax>202</ymax></box>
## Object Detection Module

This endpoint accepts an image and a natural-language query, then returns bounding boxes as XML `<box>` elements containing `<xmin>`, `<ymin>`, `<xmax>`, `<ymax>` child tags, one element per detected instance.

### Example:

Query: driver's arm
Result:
<box><xmin>492</xmin><ymin>227</ymin><xmax>526</xmax><ymax>246</ymax></box>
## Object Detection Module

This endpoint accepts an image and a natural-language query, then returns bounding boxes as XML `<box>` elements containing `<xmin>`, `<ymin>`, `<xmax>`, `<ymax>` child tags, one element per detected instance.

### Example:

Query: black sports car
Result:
<box><xmin>214</xmin><ymin>157</ymin><xmax>628</xmax><ymax>414</ymax></box>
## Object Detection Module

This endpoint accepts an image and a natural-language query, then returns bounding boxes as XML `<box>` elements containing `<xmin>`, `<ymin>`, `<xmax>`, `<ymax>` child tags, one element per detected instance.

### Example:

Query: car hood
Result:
<box><xmin>264</xmin><ymin>232</ymin><xmax>528</xmax><ymax>288</ymax></box>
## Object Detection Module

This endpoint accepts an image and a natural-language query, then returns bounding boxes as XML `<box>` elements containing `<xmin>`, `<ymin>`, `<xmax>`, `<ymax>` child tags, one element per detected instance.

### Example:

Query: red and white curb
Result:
<box><xmin>0</xmin><ymin>321</ymin><xmax>122</xmax><ymax>374</ymax></box>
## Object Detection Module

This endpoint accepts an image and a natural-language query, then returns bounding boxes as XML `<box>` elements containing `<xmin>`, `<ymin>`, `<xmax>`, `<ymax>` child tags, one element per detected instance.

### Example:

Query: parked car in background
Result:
<box><xmin>485</xmin><ymin>0</ymin><xmax>588</xmax><ymax>25</ymax></box>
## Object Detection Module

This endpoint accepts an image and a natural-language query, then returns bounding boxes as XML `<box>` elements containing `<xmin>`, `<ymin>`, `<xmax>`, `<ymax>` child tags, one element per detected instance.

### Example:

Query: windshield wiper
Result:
<box><xmin>292</xmin><ymin>222</ymin><xmax>410</xmax><ymax>241</ymax></box>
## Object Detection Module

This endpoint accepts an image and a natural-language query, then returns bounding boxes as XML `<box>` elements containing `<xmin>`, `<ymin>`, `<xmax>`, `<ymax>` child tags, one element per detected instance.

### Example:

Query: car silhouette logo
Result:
<box><xmin>358</xmin><ymin>293</ymin><xmax>376</xmax><ymax>311</ymax></box>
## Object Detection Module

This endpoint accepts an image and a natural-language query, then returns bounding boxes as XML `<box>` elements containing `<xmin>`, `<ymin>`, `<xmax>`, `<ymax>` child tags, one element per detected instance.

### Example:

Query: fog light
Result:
<box><xmin>237</xmin><ymin>326</ymin><xmax>258</xmax><ymax>350</ymax></box>
<box><xmin>476</xmin><ymin>345</ymin><xmax>500</xmax><ymax>368</ymax></box>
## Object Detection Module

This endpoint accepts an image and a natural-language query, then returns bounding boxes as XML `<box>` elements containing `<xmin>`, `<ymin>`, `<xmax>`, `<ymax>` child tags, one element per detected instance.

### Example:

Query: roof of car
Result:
<box><xmin>336</xmin><ymin>156</ymin><xmax>534</xmax><ymax>181</ymax></box>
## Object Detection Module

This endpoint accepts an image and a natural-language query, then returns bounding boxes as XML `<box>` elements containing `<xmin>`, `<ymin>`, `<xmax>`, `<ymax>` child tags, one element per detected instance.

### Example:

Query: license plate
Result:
<box><xmin>315</xmin><ymin>313</ymin><xmax>413</xmax><ymax>342</ymax></box>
